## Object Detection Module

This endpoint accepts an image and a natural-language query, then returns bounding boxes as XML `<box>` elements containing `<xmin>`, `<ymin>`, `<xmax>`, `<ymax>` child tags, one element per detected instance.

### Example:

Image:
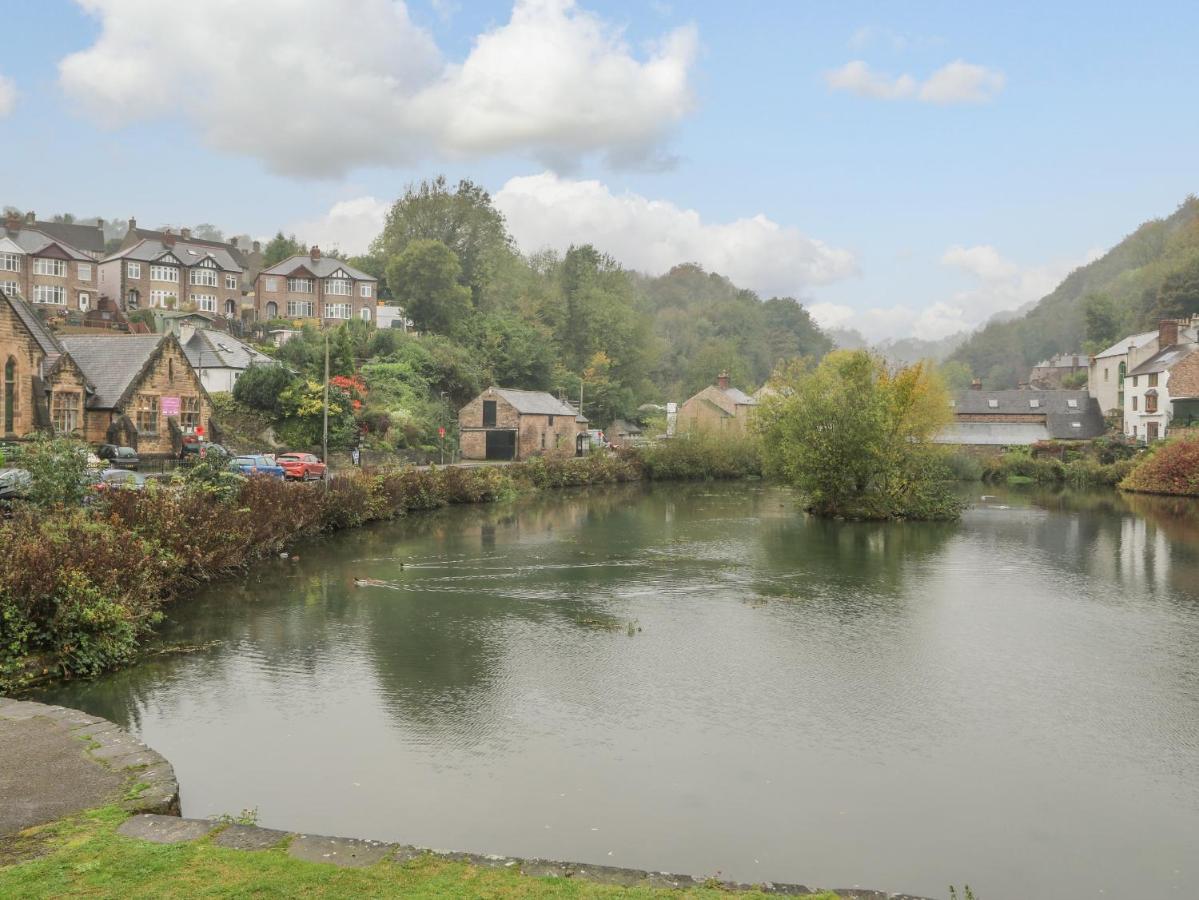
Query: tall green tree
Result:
<box><xmin>262</xmin><ymin>232</ymin><xmax>304</xmax><ymax>267</ymax></box>
<box><xmin>386</xmin><ymin>240</ymin><xmax>473</xmax><ymax>337</ymax></box>
<box><xmin>372</xmin><ymin>176</ymin><xmax>513</xmax><ymax>304</ymax></box>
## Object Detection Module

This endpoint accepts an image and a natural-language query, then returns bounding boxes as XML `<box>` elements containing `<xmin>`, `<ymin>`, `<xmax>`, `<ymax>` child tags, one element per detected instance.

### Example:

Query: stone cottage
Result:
<box><xmin>459</xmin><ymin>387</ymin><xmax>587</xmax><ymax>460</ymax></box>
<box><xmin>677</xmin><ymin>372</ymin><xmax>758</xmax><ymax>432</ymax></box>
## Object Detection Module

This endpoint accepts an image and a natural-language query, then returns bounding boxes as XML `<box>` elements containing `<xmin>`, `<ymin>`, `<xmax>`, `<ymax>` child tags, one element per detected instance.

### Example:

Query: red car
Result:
<box><xmin>276</xmin><ymin>452</ymin><xmax>327</xmax><ymax>481</ymax></box>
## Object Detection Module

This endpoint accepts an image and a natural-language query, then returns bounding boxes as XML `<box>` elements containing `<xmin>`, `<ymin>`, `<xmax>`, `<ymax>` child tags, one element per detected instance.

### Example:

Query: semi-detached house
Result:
<box><xmin>255</xmin><ymin>246</ymin><xmax>378</xmax><ymax>326</ymax></box>
<box><xmin>98</xmin><ymin>230</ymin><xmax>245</xmax><ymax>317</ymax></box>
<box><xmin>1</xmin><ymin>211</ymin><xmax>103</xmax><ymax>314</ymax></box>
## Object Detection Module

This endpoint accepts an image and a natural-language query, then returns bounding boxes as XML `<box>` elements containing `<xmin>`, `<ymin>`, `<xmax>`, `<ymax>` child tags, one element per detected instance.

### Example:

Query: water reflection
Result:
<box><xmin>32</xmin><ymin>481</ymin><xmax>1199</xmax><ymax>900</ymax></box>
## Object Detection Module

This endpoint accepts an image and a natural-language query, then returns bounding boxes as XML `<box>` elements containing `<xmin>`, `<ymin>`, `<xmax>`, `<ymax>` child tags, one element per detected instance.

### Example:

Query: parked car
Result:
<box><xmin>97</xmin><ymin>444</ymin><xmax>140</xmax><ymax>470</ymax></box>
<box><xmin>93</xmin><ymin>468</ymin><xmax>146</xmax><ymax>492</ymax></box>
<box><xmin>276</xmin><ymin>452</ymin><xmax>327</xmax><ymax>481</ymax></box>
<box><xmin>0</xmin><ymin>467</ymin><xmax>31</xmax><ymax>501</ymax></box>
<box><xmin>180</xmin><ymin>439</ymin><xmax>229</xmax><ymax>464</ymax></box>
<box><xmin>231</xmin><ymin>454</ymin><xmax>286</xmax><ymax>479</ymax></box>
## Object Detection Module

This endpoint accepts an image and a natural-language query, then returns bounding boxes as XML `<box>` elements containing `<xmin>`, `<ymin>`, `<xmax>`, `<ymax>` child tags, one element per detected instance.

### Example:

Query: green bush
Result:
<box><xmin>9</xmin><ymin>434</ymin><xmax>90</xmax><ymax>507</ymax></box>
<box><xmin>633</xmin><ymin>431</ymin><xmax>762</xmax><ymax>481</ymax></box>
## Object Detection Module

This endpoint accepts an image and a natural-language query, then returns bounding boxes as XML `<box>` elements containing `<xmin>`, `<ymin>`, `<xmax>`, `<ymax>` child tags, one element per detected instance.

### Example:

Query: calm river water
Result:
<box><xmin>35</xmin><ymin>482</ymin><xmax>1199</xmax><ymax>898</ymax></box>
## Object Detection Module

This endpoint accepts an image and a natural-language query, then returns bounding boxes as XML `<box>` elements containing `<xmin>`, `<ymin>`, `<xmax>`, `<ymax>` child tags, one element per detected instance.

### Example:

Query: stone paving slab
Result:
<box><xmin>117</xmin><ymin>815</ymin><xmax>215</xmax><ymax>844</ymax></box>
<box><xmin>212</xmin><ymin>824</ymin><xmax>290</xmax><ymax>851</ymax></box>
<box><xmin>288</xmin><ymin>833</ymin><xmax>396</xmax><ymax>868</ymax></box>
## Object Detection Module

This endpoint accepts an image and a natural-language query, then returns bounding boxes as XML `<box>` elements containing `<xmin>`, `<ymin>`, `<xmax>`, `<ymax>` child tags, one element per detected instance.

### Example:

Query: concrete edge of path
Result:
<box><xmin>115</xmin><ymin>814</ymin><xmax>933</xmax><ymax>900</ymax></box>
<box><xmin>0</xmin><ymin>697</ymin><xmax>179</xmax><ymax>825</ymax></box>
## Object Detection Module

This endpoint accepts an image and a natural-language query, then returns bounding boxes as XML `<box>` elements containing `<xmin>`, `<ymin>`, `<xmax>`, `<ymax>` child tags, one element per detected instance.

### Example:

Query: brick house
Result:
<box><xmin>115</xmin><ymin>218</ymin><xmax>263</xmax><ymax>289</ymax></box>
<box><xmin>98</xmin><ymin>229</ymin><xmax>245</xmax><ymax>318</ymax></box>
<box><xmin>458</xmin><ymin>387</ymin><xmax>587</xmax><ymax>460</ymax></box>
<box><xmin>254</xmin><ymin>247</ymin><xmax>378</xmax><ymax>326</ymax></box>
<box><xmin>936</xmin><ymin>387</ymin><xmax>1107</xmax><ymax>445</ymax></box>
<box><xmin>678</xmin><ymin>372</ymin><xmax>759</xmax><ymax>432</ymax></box>
<box><xmin>1</xmin><ymin>210</ymin><xmax>103</xmax><ymax>314</ymax></box>
<box><xmin>57</xmin><ymin>334</ymin><xmax>213</xmax><ymax>456</ymax></box>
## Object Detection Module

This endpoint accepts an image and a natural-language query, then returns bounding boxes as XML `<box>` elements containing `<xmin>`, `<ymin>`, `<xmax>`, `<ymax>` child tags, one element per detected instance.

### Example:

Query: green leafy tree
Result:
<box><xmin>231</xmin><ymin>363</ymin><xmax>297</xmax><ymax>416</ymax></box>
<box><xmin>1152</xmin><ymin>255</ymin><xmax>1199</xmax><ymax>322</ymax></box>
<box><xmin>386</xmin><ymin>240</ymin><xmax>473</xmax><ymax>336</ymax></box>
<box><xmin>469</xmin><ymin>311</ymin><xmax>557</xmax><ymax>389</ymax></box>
<box><xmin>10</xmin><ymin>435</ymin><xmax>90</xmax><ymax>508</ymax></box>
<box><xmin>1082</xmin><ymin>292</ymin><xmax>1121</xmax><ymax>353</ymax></box>
<box><xmin>261</xmin><ymin>232</ymin><xmax>304</xmax><ymax>267</ymax></box>
<box><xmin>372</xmin><ymin>176</ymin><xmax>513</xmax><ymax>304</ymax></box>
<box><xmin>756</xmin><ymin>352</ymin><xmax>960</xmax><ymax>520</ymax></box>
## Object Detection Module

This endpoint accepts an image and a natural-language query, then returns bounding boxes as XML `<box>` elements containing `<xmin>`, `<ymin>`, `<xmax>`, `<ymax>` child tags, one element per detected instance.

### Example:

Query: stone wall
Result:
<box><xmin>0</xmin><ymin>297</ymin><xmax>47</xmax><ymax>438</ymax></box>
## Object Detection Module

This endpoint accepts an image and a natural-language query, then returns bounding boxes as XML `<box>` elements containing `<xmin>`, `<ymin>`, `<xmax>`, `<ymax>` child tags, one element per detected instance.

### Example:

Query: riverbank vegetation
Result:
<box><xmin>756</xmin><ymin>352</ymin><xmax>962</xmax><ymax>520</ymax></box>
<box><xmin>0</xmin><ymin>436</ymin><xmax>758</xmax><ymax>691</ymax></box>
<box><xmin>0</xmin><ymin>806</ymin><xmax>839</xmax><ymax>899</ymax></box>
<box><xmin>1118</xmin><ymin>434</ymin><xmax>1199</xmax><ymax>496</ymax></box>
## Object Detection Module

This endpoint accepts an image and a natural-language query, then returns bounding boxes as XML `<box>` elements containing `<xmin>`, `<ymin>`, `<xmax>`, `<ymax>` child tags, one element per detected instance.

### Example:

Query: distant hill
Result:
<box><xmin>830</xmin><ymin>327</ymin><xmax>965</xmax><ymax>365</ymax></box>
<box><xmin>949</xmin><ymin>195</ymin><xmax>1199</xmax><ymax>387</ymax></box>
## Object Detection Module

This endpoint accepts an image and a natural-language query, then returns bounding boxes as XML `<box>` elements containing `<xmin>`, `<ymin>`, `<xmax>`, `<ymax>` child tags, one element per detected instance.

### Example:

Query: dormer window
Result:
<box><xmin>1029</xmin><ymin>399</ymin><xmax>1040</xmax><ymax>408</ymax></box>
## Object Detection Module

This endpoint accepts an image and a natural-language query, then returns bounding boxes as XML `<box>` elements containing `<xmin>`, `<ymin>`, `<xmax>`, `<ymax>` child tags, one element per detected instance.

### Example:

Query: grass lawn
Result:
<box><xmin>0</xmin><ymin>807</ymin><xmax>840</xmax><ymax>899</ymax></box>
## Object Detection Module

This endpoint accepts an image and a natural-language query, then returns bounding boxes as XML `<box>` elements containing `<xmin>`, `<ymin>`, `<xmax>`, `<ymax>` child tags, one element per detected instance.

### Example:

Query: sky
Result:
<box><xmin>2</xmin><ymin>0</ymin><xmax>1198</xmax><ymax>342</ymax></box>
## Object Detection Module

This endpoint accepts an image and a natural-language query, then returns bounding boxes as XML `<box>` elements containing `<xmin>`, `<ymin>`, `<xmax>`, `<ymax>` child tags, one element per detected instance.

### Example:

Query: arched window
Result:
<box><xmin>266</xmin><ymin>301</ymin><xmax>278</xmax><ymax>319</ymax></box>
<box><xmin>360</xmin><ymin>306</ymin><xmax>371</xmax><ymax>322</ymax></box>
<box><xmin>127</xmin><ymin>289</ymin><xmax>139</xmax><ymax>310</ymax></box>
<box><xmin>4</xmin><ymin>357</ymin><xmax>15</xmax><ymax>434</ymax></box>
<box><xmin>225</xmin><ymin>299</ymin><xmax>236</xmax><ymax>316</ymax></box>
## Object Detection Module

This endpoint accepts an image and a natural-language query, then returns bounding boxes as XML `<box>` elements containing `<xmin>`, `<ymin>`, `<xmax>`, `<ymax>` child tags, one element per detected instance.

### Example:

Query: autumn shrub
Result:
<box><xmin>634</xmin><ymin>430</ymin><xmax>762</xmax><ymax>481</ymax></box>
<box><xmin>1119</xmin><ymin>437</ymin><xmax>1199</xmax><ymax>496</ymax></box>
<box><xmin>0</xmin><ymin>508</ymin><xmax>171</xmax><ymax>681</ymax></box>
<box><xmin>374</xmin><ymin>467</ymin><xmax>445</xmax><ymax>513</ymax></box>
<box><xmin>437</xmin><ymin>465</ymin><xmax>513</xmax><ymax>504</ymax></box>
<box><xmin>318</xmin><ymin>473</ymin><xmax>381</xmax><ymax>530</ymax></box>
<box><xmin>514</xmin><ymin>453</ymin><xmax>642</xmax><ymax>489</ymax></box>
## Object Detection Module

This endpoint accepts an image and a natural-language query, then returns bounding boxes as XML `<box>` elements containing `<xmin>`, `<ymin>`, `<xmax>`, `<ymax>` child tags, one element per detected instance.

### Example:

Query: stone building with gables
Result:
<box><xmin>458</xmin><ymin>387</ymin><xmax>587</xmax><ymax>460</ymax></box>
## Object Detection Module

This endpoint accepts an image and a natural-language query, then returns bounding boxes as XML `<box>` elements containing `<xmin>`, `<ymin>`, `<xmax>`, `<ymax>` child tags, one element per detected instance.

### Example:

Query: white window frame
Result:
<box><xmin>190</xmin><ymin>266</ymin><xmax>218</xmax><ymax>287</ymax></box>
<box><xmin>78</xmin><ymin>291</ymin><xmax>90</xmax><ymax>311</ymax></box>
<box><xmin>77</xmin><ymin>262</ymin><xmax>92</xmax><ymax>281</ymax></box>
<box><xmin>151</xmin><ymin>264</ymin><xmax>179</xmax><ymax>282</ymax></box>
<box><xmin>34</xmin><ymin>284</ymin><xmax>67</xmax><ymax>304</ymax></box>
<box><xmin>287</xmin><ymin>277</ymin><xmax>313</xmax><ymax>293</ymax></box>
<box><xmin>360</xmin><ymin>307</ymin><xmax>372</xmax><ymax>321</ymax></box>
<box><xmin>325</xmin><ymin>278</ymin><xmax>351</xmax><ymax>296</ymax></box>
<box><xmin>127</xmin><ymin>262</ymin><xmax>142</xmax><ymax>279</ymax></box>
<box><xmin>0</xmin><ymin>252</ymin><xmax>21</xmax><ymax>272</ymax></box>
<box><xmin>225</xmin><ymin>274</ymin><xmax>238</xmax><ymax>290</ymax></box>
<box><xmin>0</xmin><ymin>279</ymin><xmax>21</xmax><ymax>298</ymax></box>
<box><xmin>150</xmin><ymin>289</ymin><xmax>176</xmax><ymax>309</ymax></box>
<box><xmin>33</xmin><ymin>258</ymin><xmax>68</xmax><ymax>277</ymax></box>
<box><xmin>286</xmin><ymin>299</ymin><xmax>314</xmax><ymax>318</ymax></box>
<box><xmin>323</xmin><ymin>303</ymin><xmax>351</xmax><ymax>320</ymax></box>
<box><xmin>359</xmin><ymin>283</ymin><xmax>372</xmax><ymax>298</ymax></box>
<box><xmin>193</xmin><ymin>293</ymin><xmax>217</xmax><ymax>313</ymax></box>
<box><xmin>264</xmin><ymin>277</ymin><xmax>278</xmax><ymax>291</ymax></box>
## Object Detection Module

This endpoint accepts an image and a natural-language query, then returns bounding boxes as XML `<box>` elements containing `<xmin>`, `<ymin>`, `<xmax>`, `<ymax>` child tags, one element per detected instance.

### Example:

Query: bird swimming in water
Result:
<box><xmin>354</xmin><ymin>577</ymin><xmax>386</xmax><ymax>587</ymax></box>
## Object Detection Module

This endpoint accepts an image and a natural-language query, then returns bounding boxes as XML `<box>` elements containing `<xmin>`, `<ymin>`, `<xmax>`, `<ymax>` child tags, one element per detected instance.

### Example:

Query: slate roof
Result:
<box><xmin>1093</xmin><ymin>330</ymin><xmax>1158</xmax><ymax>360</ymax></box>
<box><xmin>1033</xmin><ymin>352</ymin><xmax>1086</xmax><ymax>368</ymax></box>
<box><xmin>183</xmin><ymin>329</ymin><xmax>273</xmax><ymax>371</ymax></box>
<box><xmin>33</xmin><ymin>220</ymin><xmax>106</xmax><ymax>256</ymax></box>
<box><xmin>104</xmin><ymin>238</ymin><xmax>242</xmax><ymax>272</ymax></box>
<box><xmin>261</xmin><ymin>255</ymin><xmax>376</xmax><ymax>281</ymax></box>
<box><xmin>1</xmin><ymin>290</ymin><xmax>64</xmax><ymax>367</ymax></box>
<box><xmin>7</xmin><ymin>227</ymin><xmax>94</xmax><ymax>261</ymax></box>
<box><xmin>722</xmin><ymin>386</ymin><xmax>757</xmax><ymax>405</ymax></box>
<box><xmin>1127</xmin><ymin>343</ymin><xmax>1199</xmax><ymax>377</ymax></box>
<box><xmin>58</xmin><ymin>335</ymin><xmax>166</xmax><ymax>409</ymax></box>
<box><xmin>129</xmin><ymin>228</ymin><xmax>247</xmax><ymax>267</ymax></box>
<box><xmin>492</xmin><ymin>388</ymin><xmax>583</xmax><ymax>419</ymax></box>
<box><xmin>949</xmin><ymin>389</ymin><xmax>1107</xmax><ymax>440</ymax></box>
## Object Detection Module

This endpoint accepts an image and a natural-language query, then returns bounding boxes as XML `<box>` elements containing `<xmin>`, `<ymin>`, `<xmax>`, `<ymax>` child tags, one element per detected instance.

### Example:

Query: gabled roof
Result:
<box><xmin>261</xmin><ymin>255</ymin><xmax>375</xmax><ymax>281</ymax></box>
<box><xmin>33</xmin><ymin>220</ymin><xmax>106</xmax><ymax>256</ymax></box>
<box><xmin>1127</xmin><ymin>343</ymin><xmax>1199</xmax><ymax>377</ymax></box>
<box><xmin>104</xmin><ymin>238</ymin><xmax>242</xmax><ymax>272</ymax></box>
<box><xmin>1093</xmin><ymin>330</ymin><xmax>1158</xmax><ymax>360</ymax></box>
<box><xmin>183</xmin><ymin>329</ymin><xmax>273</xmax><ymax>371</ymax></box>
<box><xmin>1</xmin><ymin>289</ymin><xmax>64</xmax><ymax>368</ymax></box>
<box><xmin>6</xmin><ymin>227</ymin><xmax>93</xmax><ymax>261</ymax></box>
<box><xmin>58</xmin><ymin>335</ymin><xmax>167</xmax><ymax>409</ymax></box>
<box><xmin>129</xmin><ymin>228</ymin><xmax>247</xmax><ymax>267</ymax></box>
<box><xmin>491</xmin><ymin>388</ymin><xmax>583</xmax><ymax>418</ymax></box>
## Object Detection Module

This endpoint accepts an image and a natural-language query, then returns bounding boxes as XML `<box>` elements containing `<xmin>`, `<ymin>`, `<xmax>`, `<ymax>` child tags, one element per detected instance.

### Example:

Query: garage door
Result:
<box><xmin>485</xmin><ymin>429</ymin><xmax>517</xmax><ymax>460</ymax></box>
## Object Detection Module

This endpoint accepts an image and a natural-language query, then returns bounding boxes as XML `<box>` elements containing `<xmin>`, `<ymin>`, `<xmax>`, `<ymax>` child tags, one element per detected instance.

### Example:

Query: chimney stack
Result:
<box><xmin>128</xmin><ymin>216</ymin><xmax>137</xmax><ymax>232</ymax></box>
<box><xmin>162</xmin><ymin>228</ymin><xmax>176</xmax><ymax>248</ymax></box>
<box><xmin>229</xmin><ymin>237</ymin><xmax>239</xmax><ymax>249</ymax></box>
<box><xmin>310</xmin><ymin>245</ymin><xmax>321</xmax><ymax>260</ymax></box>
<box><xmin>1159</xmin><ymin>318</ymin><xmax>1179</xmax><ymax>349</ymax></box>
<box><xmin>252</xmin><ymin>240</ymin><xmax>261</xmax><ymax>253</ymax></box>
<box><xmin>25</xmin><ymin>211</ymin><xmax>35</xmax><ymax>224</ymax></box>
<box><xmin>180</xmin><ymin>227</ymin><xmax>191</xmax><ymax>241</ymax></box>
<box><xmin>4</xmin><ymin>210</ymin><xmax>19</xmax><ymax>232</ymax></box>
<box><xmin>970</xmin><ymin>378</ymin><xmax>983</xmax><ymax>391</ymax></box>
<box><xmin>716</xmin><ymin>371</ymin><xmax>730</xmax><ymax>390</ymax></box>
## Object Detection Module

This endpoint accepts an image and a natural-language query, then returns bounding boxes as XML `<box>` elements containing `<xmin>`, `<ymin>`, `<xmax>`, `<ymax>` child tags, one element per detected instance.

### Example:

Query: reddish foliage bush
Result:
<box><xmin>1120</xmin><ymin>437</ymin><xmax>1199</xmax><ymax>496</ymax></box>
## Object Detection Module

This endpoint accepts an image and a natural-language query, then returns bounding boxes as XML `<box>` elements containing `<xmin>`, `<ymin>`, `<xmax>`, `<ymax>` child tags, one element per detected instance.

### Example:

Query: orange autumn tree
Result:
<box><xmin>755</xmin><ymin>351</ymin><xmax>961</xmax><ymax>520</ymax></box>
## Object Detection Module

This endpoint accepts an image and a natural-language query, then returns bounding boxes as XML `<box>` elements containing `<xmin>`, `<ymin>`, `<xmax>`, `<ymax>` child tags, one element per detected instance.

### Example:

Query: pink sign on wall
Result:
<box><xmin>161</xmin><ymin>396</ymin><xmax>181</xmax><ymax>417</ymax></box>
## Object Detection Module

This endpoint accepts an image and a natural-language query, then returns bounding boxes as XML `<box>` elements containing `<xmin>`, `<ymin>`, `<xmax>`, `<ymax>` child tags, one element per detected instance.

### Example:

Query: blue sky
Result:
<box><xmin>2</xmin><ymin>0</ymin><xmax>1197</xmax><ymax>340</ymax></box>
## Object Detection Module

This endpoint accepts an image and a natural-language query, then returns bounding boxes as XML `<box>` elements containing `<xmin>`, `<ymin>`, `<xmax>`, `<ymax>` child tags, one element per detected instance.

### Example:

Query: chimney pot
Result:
<box><xmin>128</xmin><ymin>216</ymin><xmax>137</xmax><ymax>231</ymax></box>
<box><xmin>25</xmin><ymin>211</ymin><xmax>35</xmax><ymax>224</ymax></box>
<box><xmin>310</xmin><ymin>245</ymin><xmax>321</xmax><ymax>260</ymax></box>
<box><xmin>230</xmin><ymin>236</ymin><xmax>239</xmax><ymax>249</ymax></box>
<box><xmin>252</xmin><ymin>240</ymin><xmax>261</xmax><ymax>252</ymax></box>
<box><xmin>1159</xmin><ymin>318</ymin><xmax>1179</xmax><ymax>349</ymax></box>
<box><xmin>970</xmin><ymin>378</ymin><xmax>983</xmax><ymax>391</ymax></box>
<box><xmin>4</xmin><ymin>210</ymin><xmax>19</xmax><ymax>231</ymax></box>
<box><xmin>716</xmin><ymin>371</ymin><xmax>730</xmax><ymax>390</ymax></box>
<box><xmin>162</xmin><ymin>229</ymin><xmax>176</xmax><ymax>248</ymax></box>
<box><xmin>180</xmin><ymin>227</ymin><xmax>191</xmax><ymax>240</ymax></box>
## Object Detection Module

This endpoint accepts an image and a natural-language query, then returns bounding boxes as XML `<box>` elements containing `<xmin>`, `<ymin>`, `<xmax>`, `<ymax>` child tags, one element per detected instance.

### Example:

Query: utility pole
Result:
<box><xmin>322</xmin><ymin>331</ymin><xmax>329</xmax><ymax>488</ymax></box>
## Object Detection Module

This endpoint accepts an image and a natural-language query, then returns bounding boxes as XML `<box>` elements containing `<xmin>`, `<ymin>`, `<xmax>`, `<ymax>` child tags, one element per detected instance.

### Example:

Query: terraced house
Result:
<box><xmin>1</xmin><ymin>211</ymin><xmax>104</xmax><ymax>314</ymax></box>
<box><xmin>255</xmin><ymin>246</ymin><xmax>378</xmax><ymax>326</ymax></box>
<box><xmin>98</xmin><ymin>228</ymin><xmax>244</xmax><ymax>317</ymax></box>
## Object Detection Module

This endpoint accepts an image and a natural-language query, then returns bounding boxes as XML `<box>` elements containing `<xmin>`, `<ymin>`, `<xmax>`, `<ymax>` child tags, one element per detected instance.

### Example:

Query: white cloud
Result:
<box><xmin>289</xmin><ymin>196</ymin><xmax>390</xmax><ymax>255</ymax></box>
<box><xmin>59</xmin><ymin>0</ymin><xmax>697</xmax><ymax>177</ymax></box>
<box><xmin>826</xmin><ymin>58</ymin><xmax>1004</xmax><ymax>105</ymax></box>
<box><xmin>941</xmin><ymin>244</ymin><xmax>1018</xmax><ymax>280</ymax></box>
<box><xmin>0</xmin><ymin>74</ymin><xmax>16</xmax><ymax>117</ymax></box>
<box><xmin>493</xmin><ymin>172</ymin><xmax>857</xmax><ymax>293</ymax></box>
